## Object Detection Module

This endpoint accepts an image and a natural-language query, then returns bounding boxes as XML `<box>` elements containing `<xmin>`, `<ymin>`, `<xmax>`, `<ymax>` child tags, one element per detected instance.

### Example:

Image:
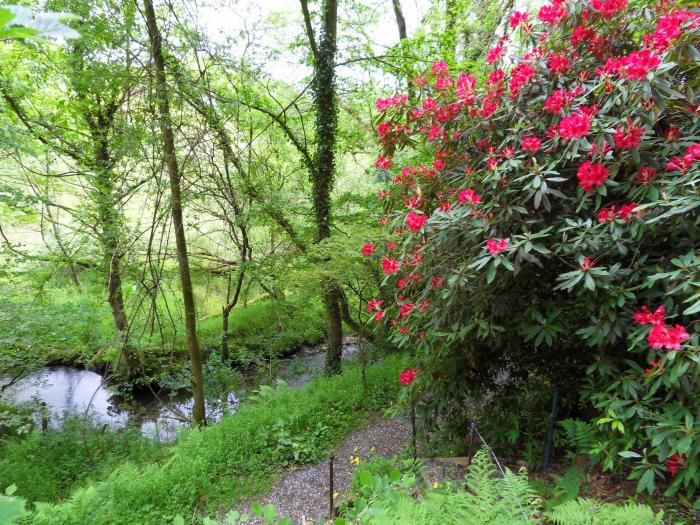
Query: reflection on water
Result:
<box><xmin>2</xmin><ymin>367</ymin><xmax>239</xmax><ymax>441</ymax></box>
<box><xmin>2</xmin><ymin>340</ymin><xmax>358</xmax><ymax>440</ymax></box>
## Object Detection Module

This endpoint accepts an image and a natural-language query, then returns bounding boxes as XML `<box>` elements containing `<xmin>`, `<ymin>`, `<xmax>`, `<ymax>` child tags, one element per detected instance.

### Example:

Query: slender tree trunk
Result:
<box><xmin>391</xmin><ymin>0</ymin><xmax>414</xmax><ymax>100</ymax></box>
<box><xmin>93</xmin><ymin>135</ymin><xmax>137</xmax><ymax>375</ymax></box>
<box><xmin>324</xmin><ymin>285</ymin><xmax>343</xmax><ymax>375</ymax></box>
<box><xmin>310</xmin><ymin>0</ymin><xmax>343</xmax><ymax>375</ymax></box>
<box><xmin>143</xmin><ymin>0</ymin><xmax>206</xmax><ymax>425</ymax></box>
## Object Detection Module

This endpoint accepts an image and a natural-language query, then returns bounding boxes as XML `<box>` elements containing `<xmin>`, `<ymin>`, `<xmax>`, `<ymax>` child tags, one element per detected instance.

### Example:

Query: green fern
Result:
<box><xmin>545</xmin><ymin>466</ymin><xmax>583</xmax><ymax>509</ymax></box>
<box><xmin>545</xmin><ymin>497</ymin><xmax>663</xmax><ymax>525</ymax></box>
<box><xmin>559</xmin><ymin>419</ymin><xmax>597</xmax><ymax>455</ymax></box>
<box><xmin>349</xmin><ymin>447</ymin><xmax>541</xmax><ymax>524</ymax></box>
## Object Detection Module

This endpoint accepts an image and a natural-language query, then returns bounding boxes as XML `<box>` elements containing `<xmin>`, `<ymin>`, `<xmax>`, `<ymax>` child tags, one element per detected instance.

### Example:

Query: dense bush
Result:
<box><xmin>26</xmin><ymin>356</ymin><xmax>407</xmax><ymax>524</ymax></box>
<box><xmin>366</xmin><ymin>0</ymin><xmax>700</xmax><ymax>502</ymax></box>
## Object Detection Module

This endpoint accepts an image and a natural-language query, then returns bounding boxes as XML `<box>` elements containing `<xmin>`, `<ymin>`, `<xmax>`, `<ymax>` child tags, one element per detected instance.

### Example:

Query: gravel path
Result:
<box><xmin>232</xmin><ymin>417</ymin><xmax>409</xmax><ymax>524</ymax></box>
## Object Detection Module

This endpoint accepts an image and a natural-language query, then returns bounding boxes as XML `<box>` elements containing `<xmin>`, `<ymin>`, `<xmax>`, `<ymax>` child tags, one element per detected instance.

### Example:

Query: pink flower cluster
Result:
<box><xmin>613</xmin><ymin>124</ymin><xmax>644</xmax><ymax>149</ymax></box>
<box><xmin>375</xmin><ymin>156</ymin><xmax>392</xmax><ymax>169</ymax></box>
<box><xmin>376</xmin><ymin>94</ymin><xmax>408</xmax><ymax>112</ymax></box>
<box><xmin>634</xmin><ymin>305</ymin><xmax>690</xmax><ymax>351</ymax></box>
<box><xmin>544</xmin><ymin>88</ymin><xmax>580</xmax><ymax>114</ymax></box>
<box><xmin>486</xmin><ymin>237</ymin><xmax>508</xmax><ymax>256</ymax></box>
<box><xmin>405</xmin><ymin>211</ymin><xmax>428</xmax><ymax>233</ymax></box>
<box><xmin>559</xmin><ymin>112</ymin><xmax>591</xmax><ymax>140</ymax></box>
<box><xmin>509</xmin><ymin>63</ymin><xmax>536</xmax><ymax>98</ymax></box>
<box><xmin>547</xmin><ymin>52</ymin><xmax>571</xmax><ymax>75</ymax></box>
<box><xmin>577</xmin><ymin>161</ymin><xmax>608</xmax><ymax>192</ymax></box>
<box><xmin>667</xmin><ymin>143</ymin><xmax>700</xmax><ymax>173</ymax></box>
<box><xmin>597</xmin><ymin>203</ymin><xmax>638</xmax><ymax>223</ymax></box>
<box><xmin>643</xmin><ymin>9</ymin><xmax>697</xmax><ymax>51</ymax></box>
<box><xmin>521</xmin><ymin>136</ymin><xmax>542</xmax><ymax>153</ymax></box>
<box><xmin>589</xmin><ymin>0</ymin><xmax>628</xmax><ymax>19</ymax></box>
<box><xmin>458</xmin><ymin>188</ymin><xmax>481</xmax><ymax>205</ymax></box>
<box><xmin>538</xmin><ymin>0</ymin><xmax>567</xmax><ymax>25</ymax></box>
<box><xmin>399</xmin><ymin>368</ymin><xmax>417</xmax><ymax>385</ymax></box>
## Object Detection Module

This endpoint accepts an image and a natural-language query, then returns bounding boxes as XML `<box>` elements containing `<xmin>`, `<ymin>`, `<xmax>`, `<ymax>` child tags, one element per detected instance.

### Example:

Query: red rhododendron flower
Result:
<box><xmin>377</xmin><ymin>121</ymin><xmax>392</xmax><ymax>137</ymax></box>
<box><xmin>521</xmin><ymin>136</ymin><xmax>542</xmax><ymax>153</ymax></box>
<box><xmin>486</xmin><ymin>237</ymin><xmax>508</xmax><ymax>256</ymax></box>
<box><xmin>579</xmin><ymin>257</ymin><xmax>595</xmax><ymax>271</ymax></box>
<box><xmin>456</xmin><ymin>73</ymin><xmax>477</xmax><ymax>104</ymax></box>
<box><xmin>509</xmin><ymin>11</ymin><xmax>529</xmax><ymax>29</ymax></box>
<box><xmin>431</xmin><ymin>60</ymin><xmax>449</xmax><ymax>76</ymax></box>
<box><xmin>664</xmin><ymin>127</ymin><xmax>680</xmax><ymax>141</ymax></box>
<box><xmin>589</xmin><ymin>0</ymin><xmax>628</xmax><ymax>19</ymax></box>
<box><xmin>547</xmin><ymin>52</ymin><xmax>571</xmax><ymax>75</ymax></box>
<box><xmin>367</xmin><ymin>298</ymin><xmax>384</xmax><ymax>312</ymax></box>
<box><xmin>509</xmin><ymin>62</ymin><xmax>536</xmax><ymax>98</ymax></box>
<box><xmin>399</xmin><ymin>368</ymin><xmax>417</xmax><ymax>385</ymax></box>
<box><xmin>458</xmin><ymin>188</ymin><xmax>481</xmax><ymax>205</ymax></box>
<box><xmin>486</xmin><ymin>45</ymin><xmax>505</xmax><ymax>64</ymax></box>
<box><xmin>399</xmin><ymin>303</ymin><xmax>414</xmax><ymax>319</ymax></box>
<box><xmin>559</xmin><ymin>112</ymin><xmax>591</xmax><ymax>140</ymax></box>
<box><xmin>376</xmin><ymin>94</ymin><xmax>408</xmax><ymax>112</ymax></box>
<box><xmin>665</xmin><ymin>454</ymin><xmax>686</xmax><ymax>477</ymax></box>
<box><xmin>382</xmin><ymin>257</ymin><xmax>399</xmax><ymax>274</ymax></box>
<box><xmin>434</xmin><ymin>76</ymin><xmax>454</xmax><ymax>90</ymax></box>
<box><xmin>576</xmin><ymin>161</ymin><xmax>608</xmax><ymax>192</ymax></box>
<box><xmin>361</xmin><ymin>242</ymin><xmax>375</xmax><ymax>256</ymax></box>
<box><xmin>375</xmin><ymin>156</ymin><xmax>392</xmax><ymax>169</ymax></box>
<box><xmin>405</xmin><ymin>211</ymin><xmax>427</xmax><ymax>233</ymax></box>
<box><xmin>544</xmin><ymin>88</ymin><xmax>576</xmax><ymax>114</ymax></box>
<box><xmin>645</xmin><ymin>9</ymin><xmax>692</xmax><ymax>51</ymax></box>
<box><xmin>373</xmin><ymin>310</ymin><xmax>384</xmax><ymax>321</ymax></box>
<box><xmin>571</xmin><ymin>24</ymin><xmax>595</xmax><ymax>47</ymax></box>
<box><xmin>618</xmin><ymin>50</ymin><xmax>661</xmax><ymax>80</ymax></box>
<box><xmin>538</xmin><ymin>2</ymin><xmax>567</xmax><ymax>25</ymax></box>
<box><xmin>633</xmin><ymin>305</ymin><xmax>666</xmax><ymax>325</ymax></box>
<box><xmin>613</xmin><ymin>124</ymin><xmax>645</xmax><ymax>149</ymax></box>
<box><xmin>666</xmin><ymin>325</ymin><xmax>690</xmax><ymax>350</ymax></box>
<box><xmin>636</xmin><ymin>166</ymin><xmax>656</xmax><ymax>184</ymax></box>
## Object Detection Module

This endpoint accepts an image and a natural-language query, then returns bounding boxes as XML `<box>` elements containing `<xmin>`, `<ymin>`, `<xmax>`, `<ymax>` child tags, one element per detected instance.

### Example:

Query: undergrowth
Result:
<box><xmin>23</xmin><ymin>355</ymin><xmax>407</xmax><ymax>524</ymax></box>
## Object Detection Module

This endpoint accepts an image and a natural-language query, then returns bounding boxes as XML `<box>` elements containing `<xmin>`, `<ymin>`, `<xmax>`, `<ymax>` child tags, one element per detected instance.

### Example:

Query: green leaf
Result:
<box><xmin>618</xmin><ymin>451</ymin><xmax>642</xmax><ymax>459</ymax></box>
<box><xmin>262</xmin><ymin>503</ymin><xmax>277</xmax><ymax>522</ymax></box>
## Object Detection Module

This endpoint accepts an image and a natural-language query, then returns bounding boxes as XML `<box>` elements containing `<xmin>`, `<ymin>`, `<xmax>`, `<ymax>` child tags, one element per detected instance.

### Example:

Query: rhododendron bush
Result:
<box><xmin>366</xmin><ymin>0</ymin><xmax>700</xmax><ymax>501</ymax></box>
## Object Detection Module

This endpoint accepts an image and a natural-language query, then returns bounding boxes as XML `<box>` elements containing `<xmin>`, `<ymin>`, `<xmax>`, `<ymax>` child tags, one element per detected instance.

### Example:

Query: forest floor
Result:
<box><xmin>233</xmin><ymin>417</ymin><xmax>409</xmax><ymax>524</ymax></box>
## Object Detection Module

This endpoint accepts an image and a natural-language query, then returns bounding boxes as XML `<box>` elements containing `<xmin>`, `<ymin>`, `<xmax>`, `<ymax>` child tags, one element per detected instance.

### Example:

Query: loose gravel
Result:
<box><xmin>232</xmin><ymin>417</ymin><xmax>409</xmax><ymax>524</ymax></box>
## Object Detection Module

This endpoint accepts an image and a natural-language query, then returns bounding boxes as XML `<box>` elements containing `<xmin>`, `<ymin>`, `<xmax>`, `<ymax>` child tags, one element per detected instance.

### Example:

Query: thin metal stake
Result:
<box><xmin>410</xmin><ymin>400</ymin><xmax>417</xmax><ymax>460</ymax></box>
<box><xmin>543</xmin><ymin>389</ymin><xmax>560</xmax><ymax>474</ymax></box>
<box><xmin>329</xmin><ymin>452</ymin><xmax>335</xmax><ymax>518</ymax></box>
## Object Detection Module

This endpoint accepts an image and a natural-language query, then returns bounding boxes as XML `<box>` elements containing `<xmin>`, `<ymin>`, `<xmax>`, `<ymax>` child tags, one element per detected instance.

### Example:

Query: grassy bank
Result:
<box><xmin>0</xmin><ymin>271</ymin><xmax>325</xmax><ymax>374</ymax></box>
<box><xmin>0</xmin><ymin>420</ymin><xmax>165</xmax><ymax>505</ymax></box>
<box><xmin>23</xmin><ymin>355</ymin><xmax>407</xmax><ymax>524</ymax></box>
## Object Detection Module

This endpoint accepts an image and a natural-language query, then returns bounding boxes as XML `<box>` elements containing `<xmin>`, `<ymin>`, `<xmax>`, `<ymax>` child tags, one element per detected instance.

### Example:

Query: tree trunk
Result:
<box><xmin>310</xmin><ymin>0</ymin><xmax>342</xmax><ymax>375</ymax></box>
<box><xmin>324</xmin><ymin>284</ymin><xmax>343</xmax><ymax>375</ymax></box>
<box><xmin>93</xmin><ymin>133</ymin><xmax>137</xmax><ymax>376</ymax></box>
<box><xmin>143</xmin><ymin>0</ymin><xmax>206</xmax><ymax>425</ymax></box>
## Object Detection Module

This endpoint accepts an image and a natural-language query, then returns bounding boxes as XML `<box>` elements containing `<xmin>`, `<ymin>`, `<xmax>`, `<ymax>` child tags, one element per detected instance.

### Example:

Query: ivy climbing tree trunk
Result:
<box><xmin>142</xmin><ymin>0</ymin><xmax>206</xmax><ymax>425</ymax></box>
<box><xmin>307</xmin><ymin>0</ymin><xmax>343</xmax><ymax>375</ymax></box>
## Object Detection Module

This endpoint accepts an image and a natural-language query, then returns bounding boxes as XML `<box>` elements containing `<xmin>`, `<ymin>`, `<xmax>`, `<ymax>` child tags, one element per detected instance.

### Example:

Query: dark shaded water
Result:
<box><xmin>2</xmin><ymin>341</ymin><xmax>357</xmax><ymax>441</ymax></box>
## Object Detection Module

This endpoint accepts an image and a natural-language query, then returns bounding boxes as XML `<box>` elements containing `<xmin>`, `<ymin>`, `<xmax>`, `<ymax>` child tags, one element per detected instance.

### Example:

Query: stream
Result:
<box><xmin>2</xmin><ymin>340</ymin><xmax>358</xmax><ymax>441</ymax></box>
